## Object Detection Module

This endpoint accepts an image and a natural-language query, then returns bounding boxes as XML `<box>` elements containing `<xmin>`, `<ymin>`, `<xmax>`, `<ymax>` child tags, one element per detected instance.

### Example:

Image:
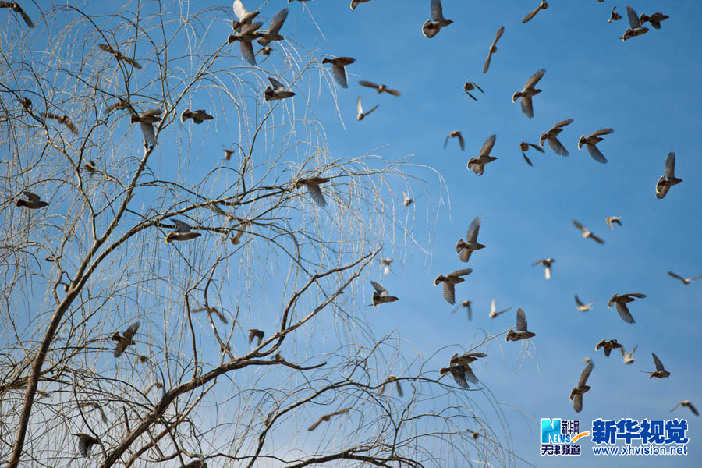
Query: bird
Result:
<box><xmin>444</xmin><ymin>131</ymin><xmax>465</xmax><ymax>151</ymax></box>
<box><xmin>130</xmin><ymin>108</ymin><xmax>161</xmax><ymax>148</ymax></box>
<box><xmin>574</xmin><ymin>295</ymin><xmax>592</xmax><ymax>312</ymax></box>
<box><xmin>73</xmin><ymin>433</ymin><xmax>101</xmax><ymax>458</ymax></box>
<box><xmin>370</xmin><ymin>281</ymin><xmax>399</xmax><ymax>306</ymax></box>
<box><xmin>463</xmin><ymin>81</ymin><xmax>483</xmax><ymax>101</ymax></box>
<box><xmin>83</xmin><ymin>160</ymin><xmax>97</xmax><ymax>174</ymax></box>
<box><xmin>621</xmin><ymin>6</ymin><xmax>649</xmax><ymax>41</ymax></box>
<box><xmin>422</xmin><ymin>0</ymin><xmax>453</xmax><ymax>38</ymax></box>
<box><xmin>512</xmin><ymin>69</ymin><xmax>545</xmax><ymax>119</ymax></box>
<box><xmin>455</xmin><ymin>217</ymin><xmax>484</xmax><ymax>262</ymax></box>
<box><xmin>356</xmin><ymin>96</ymin><xmax>378</xmax><ymax>121</ymax></box>
<box><xmin>522</xmin><ymin>1</ymin><xmax>548</xmax><ymax>24</ymax></box>
<box><xmin>520</xmin><ymin>141</ymin><xmax>544</xmax><ymax>167</ymax></box>
<box><xmin>256</xmin><ymin>8</ymin><xmax>289</xmax><ymax>46</ymax></box>
<box><xmin>15</xmin><ymin>191</ymin><xmax>48</xmax><ymax>209</ymax></box>
<box><xmin>667</xmin><ymin>271</ymin><xmax>702</xmax><ymax>285</ymax></box>
<box><xmin>0</xmin><ymin>2</ymin><xmax>33</xmax><ymax>27</ymax></box>
<box><xmin>181</xmin><ymin>460</ymin><xmax>207</xmax><ymax>468</ymax></box>
<box><xmin>228</xmin><ymin>20</ymin><xmax>263</xmax><ymax>66</ymax></box>
<box><xmin>573</xmin><ymin>220</ymin><xmax>604</xmax><ymax>244</ymax></box>
<box><xmin>621</xmin><ymin>345</ymin><xmax>637</xmax><ymax>364</ymax></box>
<box><xmin>639</xmin><ymin>11</ymin><xmax>669</xmax><ymax>30</ymax></box>
<box><xmin>505</xmin><ymin>308</ymin><xmax>535</xmax><ymax>342</ymax></box>
<box><xmin>402</xmin><ymin>192</ymin><xmax>413</xmax><ymax>207</ymax></box>
<box><xmin>264</xmin><ymin>77</ymin><xmax>295</xmax><ymax>101</ymax></box>
<box><xmin>540</xmin><ymin>119</ymin><xmax>573</xmax><ymax>156</ymax></box>
<box><xmin>42</xmin><ymin>112</ymin><xmax>78</xmax><ymax>134</ymax></box>
<box><xmin>380</xmin><ymin>257</ymin><xmax>392</xmax><ymax>275</ymax></box>
<box><xmin>648</xmin><ymin>353</ymin><xmax>670</xmax><ymax>379</ymax></box>
<box><xmin>482</xmin><ymin>26</ymin><xmax>504</xmax><ymax>73</ymax></box>
<box><xmin>608</xmin><ymin>292</ymin><xmax>646</xmax><ymax>323</ymax></box>
<box><xmin>604</xmin><ymin>216</ymin><xmax>622</xmax><ymax>230</ymax></box>
<box><xmin>440</xmin><ymin>362</ymin><xmax>478</xmax><ymax>389</ymax></box>
<box><xmin>249</xmin><ymin>328</ymin><xmax>264</xmax><ymax>345</ymax></box>
<box><xmin>467</xmin><ymin>134</ymin><xmax>498</xmax><ymax>176</ymax></box>
<box><xmin>224</xmin><ymin>149</ymin><xmax>235</xmax><ymax>160</ymax></box>
<box><xmin>295</xmin><ymin>176</ymin><xmax>330</xmax><ymax>207</ymax></box>
<box><xmin>434</xmin><ymin>269</ymin><xmax>472</xmax><ymax>305</ymax></box>
<box><xmin>532</xmin><ymin>258</ymin><xmax>554</xmax><ymax>280</ymax></box>
<box><xmin>578</xmin><ymin>128</ymin><xmax>613</xmax><ymax>163</ymax></box>
<box><xmin>570</xmin><ymin>358</ymin><xmax>594</xmax><ymax>413</ymax></box>
<box><xmin>608</xmin><ymin>6</ymin><xmax>622</xmax><ymax>23</ymax></box>
<box><xmin>308</xmin><ymin>408</ymin><xmax>350</xmax><ymax>431</ymax></box>
<box><xmin>461</xmin><ymin>300</ymin><xmax>473</xmax><ymax>321</ymax></box>
<box><xmin>112</xmin><ymin>321</ymin><xmax>140</xmax><ymax>357</ymax></box>
<box><xmin>359</xmin><ymin>80</ymin><xmax>401</xmax><ymax>96</ymax></box>
<box><xmin>231</xmin><ymin>0</ymin><xmax>260</xmax><ymax>31</ymax></box>
<box><xmin>655</xmin><ymin>152</ymin><xmax>683</xmax><ymax>199</ymax></box>
<box><xmin>671</xmin><ymin>401</ymin><xmax>699</xmax><ymax>417</ymax></box>
<box><xmin>322</xmin><ymin>56</ymin><xmax>355</xmax><ymax>88</ymax></box>
<box><xmin>181</xmin><ymin>109</ymin><xmax>213</xmax><ymax>124</ymax></box>
<box><xmin>379</xmin><ymin>375</ymin><xmax>403</xmax><ymax>397</ymax></box>
<box><xmin>595</xmin><ymin>338</ymin><xmax>622</xmax><ymax>357</ymax></box>
<box><xmin>451</xmin><ymin>352</ymin><xmax>487</xmax><ymax>366</ymax></box>
<box><xmin>97</xmin><ymin>43</ymin><xmax>142</xmax><ymax>69</ymax></box>
<box><xmin>489</xmin><ymin>298</ymin><xmax>511</xmax><ymax>319</ymax></box>
<box><xmin>165</xmin><ymin>219</ymin><xmax>201</xmax><ymax>243</ymax></box>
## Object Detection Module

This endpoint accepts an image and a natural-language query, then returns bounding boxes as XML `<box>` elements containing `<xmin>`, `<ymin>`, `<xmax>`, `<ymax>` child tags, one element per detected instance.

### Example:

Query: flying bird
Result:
<box><xmin>165</xmin><ymin>219</ymin><xmax>201</xmax><ymax>243</ymax></box>
<box><xmin>595</xmin><ymin>338</ymin><xmax>622</xmax><ymax>357</ymax></box>
<box><xmin>231</xmin><ymin>0</ymin><xmax>260</xmax><ymax>31</ymax></box>
<box><xmin>440</xmin><ymin>354</ymin><xmax>481</xmax><ymax>389</ymax></box>
<box><xmin>505</xmin><ymin>308</ymin><xmax>535</xmax><ymax>342</ymax></box>
<box><xmin>73</xmin><ymin>433</ymin><xmax>101</xmax><ymax>458</ymax></box>
<box><xmin>249</xmin><ymin>328</ymin><xmax>264</xmax><ymax>345</ymax></box>
<box><xmin>520</xmin><ymin>141</ymin><xmax>544</xmax><ymax>167</ymax></box>
<box><xmin>647</xmin><ymin>353</ymin><xmax>670</xmax><ymax>379</ymax></box>
<box><xmin>322</xmin><ymin>56</ymin><xmax>355</xmax><ymax>88</ymax></box>
<box><xmin>42</xmin><ymin>112</ymin><xmax>78</xmax><ymax>134</ymax></box>
<box><xmin>295</xmin><ymin>176</ymin><xmax>330</xmax><ymax>207</ymax></box>
<box><xmin>621</xmin><ymin>6</ymin><xmax>649</xmax><ymax>41</ymax></box>
<box><xmin>16</xmin><ymin>191</ymin><xmax>48</xmax><ymax>209</ymax></box>
<box><xmin>349</xmin><ymin>0</ymin><xmax>370</xmax><ymax>10</ymax></box>
<box><xmin>422</xmin><ymin>0</ymin><xmax>453</xmax><ymax>38</ymax></box>
<box><xmin>467</xmin><ymin>134</ymin><xmax>497</xmax><ymax>175</ymax></box>
<box><xmin>489</xmin><ymin>298</ymin><xmax>510</xmax><ymax>318</ymax></box>
<box><xmin>402</xmin><ymin>191</ymin><xmax>413</xmax><ymax>206</ymax></box>
<box><xmin>380</xmin><ymin>257</ymin><xmax>392</xmax><ymax>275</ymax></box>
<box><xmin>667</xmin><ymin>271</ymin><xmax>702</xmax><ymax>285</ymax></box>
<box><xmin>308</xmin><ymin>408</ymin><xmax>350</xmax><ymax>431</ymax></box>
<box><xmin>461</xmin><ymin>300</ymin><xmax>473</xmax><ymax>320</ymax></box>
<box><xmin>605</xmin><ymin>216</ymin><xmax>622</xmax><ymax>230</ymax></box>
<box><xmin>356</xmin><ymin>96</ymin><xmax>378</xmax><ymax>121</ymax></box>
<box><xmin>228</xmin><ymin>20</ymin><xmax>263</xmax><ymax>66</ymax></box>
<box><xmin>451</xmin><ymin>352</ymin><xmax>486</xmax><ymax>366</ymax></box>
<box><xmin>434</xmin><ymin>269</ymin><xmax>472</xmax><ymax>305</ymax></box>
<box><xmin>573</xmin><ymin>220</ymin><xmax>604</xmax><ymax>244</ymax></box>
<box><xmin>522</xmin><ymin>1</ymin><xmax>548</xmax><ymax>24</ymax></box>
<box><xmin>463</xmin><ymin>81</ymin><xmax>484</xmax><ymax>101</ymax></box>
<box><xmin>655</xmin><ymin>152</ymin><xmax>682</xmax><ymax>199</ymax></box>
<box><xmin>359</xmin><ymin>80</ymin><xmax>401</xmax><ymax>96</ymax></box>
<box><xmin>378</xmin><ymin>375</ymin><xmax>403</xmax><ymax>397</ymax></box>
<box><xmin>621</xmin><ymin>345</ymin><xmax>636</xmax><ymax>364</ymax></box>
<box><xmin>671</xmin><ymin>401</ymin><xmax>699</xmax><ymax>417</ymax></box>
<box><xmin>264</xmin><ymin>77</ymin><xmax>295</xmax><ymax>101</ymax></box>
<box><xmin>608</xmin><ymin>292</ymin><xmax>646</xmax><ymax>323</ymax></box>
<box><xmin>256</xmin><ymin>8</ymin><xmax>289</xmax><ymax>46</ymax></box>
<box><xmin>512</xmin><ymin>68</ymin><xmax>545</xmax><ymax>118</ymax></box>
<box><xmin>608</xmin><ymin>7</ymin><xmax>622</xmax><ymax>23</ymax></box>
<box><xmin>98</xmin><ymin>43</ymin><xmax>142</xmax><ymax>69</ymax></box>
<box><xmin>456</xmin><ymin>217</ymin><xmax>484</xmax><ymax>262</ymax></box>
<box><xmin>540</xmin><ymin>119</ymin><xmax>573</xmax><ymax>156</ymax></box>
<box><xmin>131</xmin><ymin>108</ymin><xmax>161</xmax><ymax>148</ymax></box>
<box><xmin>578</xmin><ymin>128</ymin><xmax>613</xmax><ymax>163</ymax></box>
<box><xmin>0</xmin><ymin>2</ymin><xmax>34</xmax><ymax>27</ymax></box>
<box><xmin>112</xmin><ymin>321</ymin><xmax>140</xmax><ymax>357</ymax></box>
<box><xmin>224</xmin><ymin>148</ymin><xmax>235</xmax><ymax>160</ymax></box>
<box><xmin>532</xmin><ymin>258</ymin><xmax>554</xmax><ymax>280</ymax></box>
<box><xmin>370</xmin><ymin>281</ymin><xmax>399</xmax><ymax>306</ymax></box>
<box><xmin>570</xmin><ymin>358</ymin><xmax>594</xmax><ymax>413</ymax></box>
<box><xmin>639</xmin><ymin>11</ymin><xmax>669</xmax><ymax>30</ymax></box>
<box><xmin>574</xmin><ymin>295</ymin><xmax>592</xmax><ymax>312</ymax></box>
<box><xmin>181</xmin><ymin>109</ymin><xmax>213</xmax><ymax>124</ymax></box>
<box><xmin>444</xmin><ymin>131</ymin><xmax>465</xmax><ymax>151</ymax></box>
<box><xmin>482</xmin><ymin>26</ymin><xmax>504</xmax><ymax>73</ymax></box>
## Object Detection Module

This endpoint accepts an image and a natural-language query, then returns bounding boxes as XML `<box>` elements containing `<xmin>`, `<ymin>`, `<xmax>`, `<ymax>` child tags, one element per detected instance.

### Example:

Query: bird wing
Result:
<box><xmin>522</xmin><ymin>153</ymin><xmax>533</xmax><ymax>166</ymax></box>
<box><xmin>306</xmin><ymin>183</ymin><xmax>326</xmax><ymax>207</ymax></box>
<box><xmin>267</xmin><ymin>8</ymin><xmax>289</xmax><ymax>33</ymax></box>
<box><xmin>466</xmin><ymin>217</ymin><xmax>481</xmax><ymax>244</ymax></box>
<box><xmin>590</xmin><ymin>233</ymin><xmax>605</xmax><ymax>244</ymax></box>
<box><xmin>442</xmin><ymin>281</ymin><xmax>456</xmax><ymax>304</ymax></box>
<box><xmin>23</xmin><ymin>191</ymin><xmax>41</xmax><ymax>202</ymax></box>
<box><xmin>458</xmin><ymin>133</ymin><xmax>465</xmax><ymax>151</ymax></box>
<box><xmin>491</xmin><ymin>26</ymin><xmax>505</xmax><ymax>48</ymax></box>
<box><xmin>17</xmin><ymin>5</ymin><xmax>34</xmax><ymax>28</ymax></box>
<box><xmin>450</xmin><ymin>268</ymin><xmax>472</xmax><ymax>278</ymax></box>
<box><xmin>626</xmin><ymin>293</ymin><xmax>647</xmax><ymax>298</ymax></box>
<box><xmin>615</xmin><ymin>302</ymin><xmax>634</xmax><ymax>323</ymax></box>
<box><xmin>591</xmin><ymin>128</ymin><xmax>614</xmax><ymax>137</ymax></box>
<box><xmin>529</xmin><ymin>143</ymin><xmax>544</xmax><ymax>152</ymax></box>
<box><xmin>572</xmin><ymin>393</ymin><xmax>583</xmax><ymax>413</ymax></box>
<box><xmin>386</xmin><ymin>88</ymin><xmax>401</xmax><ymax>97</ymax></box>
<box><xmin>239</xmin><ymin>40</ymin><xmax>256</xmax><ymax>66</ymax></box>
<box><xmin>123</xmin><ymin>321</ymin><xmax>140</xmax><ymax>340</ymax></box>
<box><xmin>430</xmin><ymin>0</ymin><xmax>443</xmax><ymax>21</ymax></box>
<box><xmin>522</xmin><ymin>4</ymin><xmax>541</xmax><ymax>24</ymax></box>
<box><xmin>572</xmin><ymin>220</ymin><xmax>585</xmax><ymax>232</ymax></box>
<box><xmin>547</xmin><ymin>137</ymin><xmax>569</xmax><ymax>156</ymax></box>
<box><xmin>516</xmin><ymin>308</ymin><xmax>527</xmax><ymax>331</ymax></box>
<box><xmin>482</xmin><ymin>51</ymin><xmax>493</xmax><ymax>74</ymax></box>
<box><xmin>359</xmin><ymin>80</ymin><xmax>379</xmax><ymax>90</ymax></box>
<box><xmin>667</xmin><ymin>271</ymin><xmax>684</xmax><ymax>281</ymax></box>
<box><xmin>142</xmin><ymin>108</ymin><xmax>162</xmax><ymax>119</ymax></box>
<box><xmin>689</xmin><ymin>403</ymin><xmax>699</xmax><ymax>416</ymax></box>
<box><xmin>552</xmin><ymin>118</ymin><xmax>574</xmax><ymax>130</ymax></box>
<box><xmin>172</xmin><ymin>219</ymin><xmax>192</xmax><ymax>232</ymax></box>
<box><xmin>139</xmin><ymin>122</ymin><xmax>156</xmax><ymax>147</ymax></box>
<box><xmin>652</xmin><ymin>353</ymin><xmax>665</xmax><ymax>371</ymax></box>
<box><xmin>575</xmin><ymin>295</ymin><xmax>584</xmax><ymax>307</ymax></box>
<box><xmin>524</xmin><ymin>68</ymin><xmax>545</xmax><ymax>88</ymax></box>
<box><xmin>370</xmin><ymin>281</ymin><xmax>387</xmax><ymax>294</ymax></box>
<box><xmin>232</xmin><ymin>0</ymin><xmax>249</xmax><ymax>21</ymax></box>
<box><xmin>451</xmin><ymin>367</ymin><xmax>469</xmax><ymax>388</ymax></box>
<box><xmin>664</xmin><ymin>152</ymin><xmax>676</xmax><ymax>178</ymax></box>
<box><xmin>478</xmin><ymin>134</ymin><xmax>496</xmax><ymax>158</ymax></box>
<box><xmin>458</xmin><ymin>246</ymin><xmax>472</xmax><ymax>262</ymax></box>
<box><xmin>356</xmin><ymin>96</ymin><xmax>364</xmax><ymax>115</ymax></box>
<box><xmin>331</xmin><ymin>64</ymin><xmax>348</xmax><ymax>88</ymax></box>
<box><xmin>586</xmin><ymin>144</ymin><xmax>608</xmax><ymax>163</ymax></box>
<box><xmin>520</xmin><ymin>96</ymin><xmax>534</xmax><ymax>118</ymax></box>
<box><xmin>578</xmin><ymin>360</ymin><xmax>594</xmax><ymax>387</ymax></box>
<box><xmin>626</xmin><ymin>6</ymin><xmax>641</xmax><ymax>28</ymax></box>
<box><xmin>443</xmin><ymin>135</ymin><xmax>449</xmax><ymax>149</ymax></box>
<box><xmin>121</xmin><ymin>56</ymin><xmax>142</xmax><ymax>69</ymax></box>
<box><xmin>465</xmin><ymin>366</ymin><xmax>479</xmax><ymax>384</ymax></box>
<box><xmin>268</xmin><ymin>77</ymin><xmax>285</xmax><ymax>90</ymax></box>
<box><xmin>364</xmin><ymin>104</ymin><xmax>379</xmax><ymax>117</ymax></box>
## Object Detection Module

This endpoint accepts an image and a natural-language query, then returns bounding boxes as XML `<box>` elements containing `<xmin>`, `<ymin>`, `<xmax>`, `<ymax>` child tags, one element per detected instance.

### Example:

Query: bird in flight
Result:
<box><xmin>322</xmin><ymin>56</ymin><xmax>355</xmax><ymax>88</ymax></box>
<box><xmin>595</xmin><ymin>338</ymin><xmax>622</xmax><ymax>357</ymax></box>
<box><xmin>604</xmin><ymin>216</ymin><xmax>622</xmax><ymax>230</ymax></box>
<box><xmin>655</xmin><ymin>152</ymin><xmax>683</xmax><ymax>199</ymax></box>
<box><xmin>181</xmin><ymin>109</ymin><xmax>214</xmax><ymax>124</ymax></box>
<box><xmin>98</xmin><ymin>43</ymin><xmax>142</xmax><ymax>69</ymax></box>
<box><xmin>621</xmin><ymin>6</ymin><xmax>649</xmax><ymax>41</ymax></box>
<box><xmin>165</xmin><ymin>219</ymin><xmax>201</xmax><ymax>243</ymax></box>
<box><xmin>482</xmin><ymin>26</ymin><xmax>504</xmax><ymax>73</ymax></box>
<box><xmin>445</xmin><ymin>130</ymin><xmax>465</xmax><ymax>151</ymax></box>
<box><xmin>671</xmin><ymin>401</ymin><xmax>698</xmax><ymax>417</ymax></box>
<box><xmin>489</xmin><ymin>298</ymin><xmax>511</xmax><ymax>319</ymax></box>
<box><xmin>540</xmin><ymin>119</ymin><xmax>573</xmax><ymax>156</ymax></box>
<box><xmin>264</xmin><ymin>77</ymin><xmax>295</xmax><ymax>101</ymax></box>
<box><xmin>112</xmin><ymin>321</ymin><xmax>140</xmax><ymax>357</ymax></box>
<box><xmin>608</xmin><ymin>292</ymin><xmax>646</xmax><ymax>323</ymax></box>
<box><xmin>574</xmin><ymin>295</ymin><xmax>592</xmax><ymax>312</ymax></box>
<box><xmin>573</xmin><ymin>220</ymin><xmax>604</xmax><ymax>244</ymax></box>
<box><xmin>647</xmin><ymin>353</ymin><xmax>670</xmax><ymax>379</ymax></box>
<box><xmin>532</xmin><ymin>258</ymin><xmax>555</xmax><ymax>280</ymax></box>
<box><xmin>434</xmin><ymin>269</ymin><xmax>472</xmax><ymax>305</ymax></box>
<box><xmin>522</xmin><ymin>1</ymin><xmax>548</xmax><ymax>24</ymax></box>
<box><xmin>422</xmin><ymin>0</ymin><xmax>453</xmax><ymax>38</ymax></box>
<box><xmin>295</xmin><ymin>176</ymin><xmax>330</xmax><ymax>207</ymax></box>
<box><xmin>667</xmin><ymin>271</ymin><xmax>702</xmax><ymax>285</ymax></box>
<box><xmin>578</xmin><ymin>128</ymin><xmax>614</xmax><ymax>163</ymax></box>
<box><xmin>467</xmin><ymin>134</ymin><xmax>498</xmax><ymax>176</ymax></box>
<box><xmin>455</xmin><ymin>217</ymin><xmax>484</xmax><ymax>262</ymax></box>
<box><xmin>356</xmin><ymin>96</ymin><xmax>379</xmax><ymax>121</ymax></box>
<box><xmin>370</xmin><ymin>281</ymin><xmax>399</xmax><ymax>306</ymax></box>
<box><xmin>512</xmin><ymin>69</ymin><xmax>545</xmax><ymax>119</ymax></box>
<box><xmin>570</xmin><ymin>358</ymin><xmax>594</xmax><ymax>413</ymax></box>
<box><xmin>505</xmin><ymin>308</ymin><xmax>535</xmax><ymax>342</ymax></box>
<box><xmin>359</xmin><ymin>80</ymin><xmax>401</xmax><ymax>96</ymax></box>
<box><xmin>16</xmin><ymin>191</ymin><xmax>48</xmax><ymax>209</ymax></box>
<box><xmin>0</xmin><ymin>2</ymin><xmax>33</xmax><ymax>27</ymax></box>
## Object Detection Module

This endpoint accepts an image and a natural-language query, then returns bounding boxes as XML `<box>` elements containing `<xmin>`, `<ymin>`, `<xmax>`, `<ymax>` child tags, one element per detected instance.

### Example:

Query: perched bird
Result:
<box><xmin>540</xmin><ymin>119</ymin><xmax>573</xmax><ymax>156</ymax></box>
<box><xmin>455</xmin><ymin>217</ymin><xmax>484</xmax><ymax>262</ymax></box>
<box><xmin>608</xmin><ymin>292</ymin><xmax>646</xmax><ymax>323</ymax></box>
<box><xmin>370</xmin><ymin>281</ymin><xmax>399</xmax><ymax>306</ymax></box>
<box><xmin>595</xmin><ymin>338</ymin><xmax>622</xmax><ymax>357</ymax></box>
<box><xmin>463</xmin><ymin>81</ymin><xmax>484</xmax><ymax>101</ymax></box>
<box><xmin>295</xmin><ymin>176</ymin><xmax>330</xmax><ymax>207</ymax></box>
<box><xmin>379</xmin><ymin>375</ymin><xmax>403</xmax><ymax>397</ymax></box>
<box><xmin>520</xmin><ymin>141</ymin><xmax>544</xmax><ymax>166</ymax></box>
<box><xmin>308</xmin><ymin>408</ymin><xmax>350</xmax><ymax>431</ymax></box>
<box><xmin>322</xmin><ymin>56</ymin><xmax>355</xmax><ymax>88</ymax></box>
<box><xmin>130</xmin><ymin>108</ymin><xmax>161</xmax><ymax>147</ymax></box>
<box><xmin>505</xmin><ymin>308</ymin><xmax>535</xmax><ymax>342</ymax></box>
<box><xmin>359</xmin><ymin>80</ymin><xmax>401</xmax><ymax>96</ymax></box>
<box><xmin>42</xmin><ymin>112</ymin><xmax>78</xmax><ymax>134</ymax></box>
<box><xmin>264</xmin><ymin>77</ymin><xmax>295</xmax><ymax>101</ymax></box>
<box><xmin>356</xmin><ymin>96</ymin><xmax>378</xmax><ymax>121</ymax></box>
<box><xmin>380</xmin><ymin>257</ymin><xmax>392</xmax><ymax>275</ymax></box>
<box><xmin>16</xmin><ymin>191</ymin><xmax>48</xmax><ymax>209</ymax></box>
<box><xmin>639</xmin><ymin>11</ymin><xmax>669</xmax><ymax>30</ymax></box>
<box><xmin>228</xmin><ymin>21</ymin><xmax>263</xmax><ymax>66</ymax></box>
<box><xmin>604</xmin><ymin>216</ymin><xmax>622</xmax><ymax>230</ymax></box>
<box><xmin>181</xmin><ymin>109</ymin><xmax>213</xmax><ymax>124</ymax></box>
<box><xmin>621</xmin><ymin>345</ymin><xmax>637</xmax><ymax>364</ymax></box>
<box><xmin>608</xmin><ymin>6</ymin><xmax>622</xmax><ymax>23</ymax></box>
<box><xmin>489</xmin><ymin>298</ymin><xmax>510</xmax><ymax>319</ymax></box>
<box><xmin>402</xmin><ymin>191</ymin><xmax>413</xmax><ymax>207</ymax></box>
<box><xmin>256</xmin><ymin>8</ymin><xmax>289</xmax><ymax>46</ymax></box>
<box><xmin>570</xmin><ymin>358</ymin><xmax>594</xmax><ymax>413</ymax></box>
<box><xmin>467</xmin><ymin>134</ymin><xmax>498</xmax><ymax>176</ymax></box>
<box><xmin>512</xmin><ymin>69</ymin><xmax>545</xmax><ymax>119</ymax></box>
<box><xmin>98</xmin><ymin>43</ymin><xmax>142</xmax><ymax>69</ymax></box>
<box><xmin>522</xmin><ymin>1</ymin><xmax>548</xmax><ymax>24</ymax></box>
<box><xmin>621</xmin><ymin>6</ymin><xmax>648</xmax><ymax>41</ymax></box>
<box><xmin>249</xmin><ymin>328</ymin><xmax>264</xmax><ymax>345</ymax></box>
<box><xmin>0</xmin><ymin>2</ymin><xmax>34</xmax><ymax>27</ymax></box>
<box><xmin>671</xmin><ymin>401</ymin><xmax>699</xmax><ymax>417</ymax></box>
<box><xmin>482</xmin><ymin>26</ymin><xmax>505</xmax><ymax>73</ymax></box>
<box><xmin>434</xmin><ymin>269</ymin><xmax>472</xmax><ymax>305</ymax></box>
<box><xmin>231</xmin><ymin>0</ymin><xmax>260</xmax><ymax>31</ymax></box>
<box><xmin>574</xmin><ymin>295</ymin><xmax>592</xmax><ymax>312</ymax></box>
<box><xmin>573</xmin><ymin>220</ymin><xmax>604</xmax><ymax>244</ymax></box>
<box><xmin>422</xmin><ymin>0</ymin><xmax>453</xmax><ymax>38</ymax></box>
<box><xmin>444</xmin><ymin>130</ymin><xmax>465</xmax><ymax>151</ymax></box>
<box><xmin>667</xmin><ymin>271</ymin><xmax>702</xmax><ymax>285</ymax></box>
<box><xmin>460</xmin><ymin>300</ymin><xmax>473</xmax><ymax>321</ymax></box>
<box><xmin>112</xmin><ymin>321</ymin><xmax>140</xmax><ymax>357</ymax></box>
<box><xmin>165</xmin><ymin>219</ymin><xmax>201</xmax><ymax>243</ymax></box>
<box><xmin>648</xmin><ymin>353</ymin><xmax>670</xmax><ymax>379</ymax></box>
<box><xmin>532</xmin><ymin>258</ymin><xmax>554</xmax><ymax>280</ymax></box>
<box><xmin>578</xmin><ymin>128</ymin><xmax>613</xmax><ymax>163</ymax></box>
<box><xmin>74</xmin><ymin>433</ymin><xmax>101</xmax><ymax>458</ymax></box>
<box><xmin>655</xmin><ymin>152</ymin><xmax>683</xmax><ymax>199</ymax></box>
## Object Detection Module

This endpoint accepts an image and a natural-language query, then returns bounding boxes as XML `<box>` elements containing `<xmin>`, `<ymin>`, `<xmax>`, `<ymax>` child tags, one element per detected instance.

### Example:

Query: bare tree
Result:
<box><xmin>0</xmin><ymin>2</ymin><xmax>514</xmax><ymax>467</ymax></box>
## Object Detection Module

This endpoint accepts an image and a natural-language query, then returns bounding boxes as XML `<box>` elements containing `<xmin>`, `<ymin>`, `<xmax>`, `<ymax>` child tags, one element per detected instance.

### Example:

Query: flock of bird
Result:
<box><xmin>2</xmin><ymin>0</ymin><xmax>695</xmax><ymax>461</ymax></box>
